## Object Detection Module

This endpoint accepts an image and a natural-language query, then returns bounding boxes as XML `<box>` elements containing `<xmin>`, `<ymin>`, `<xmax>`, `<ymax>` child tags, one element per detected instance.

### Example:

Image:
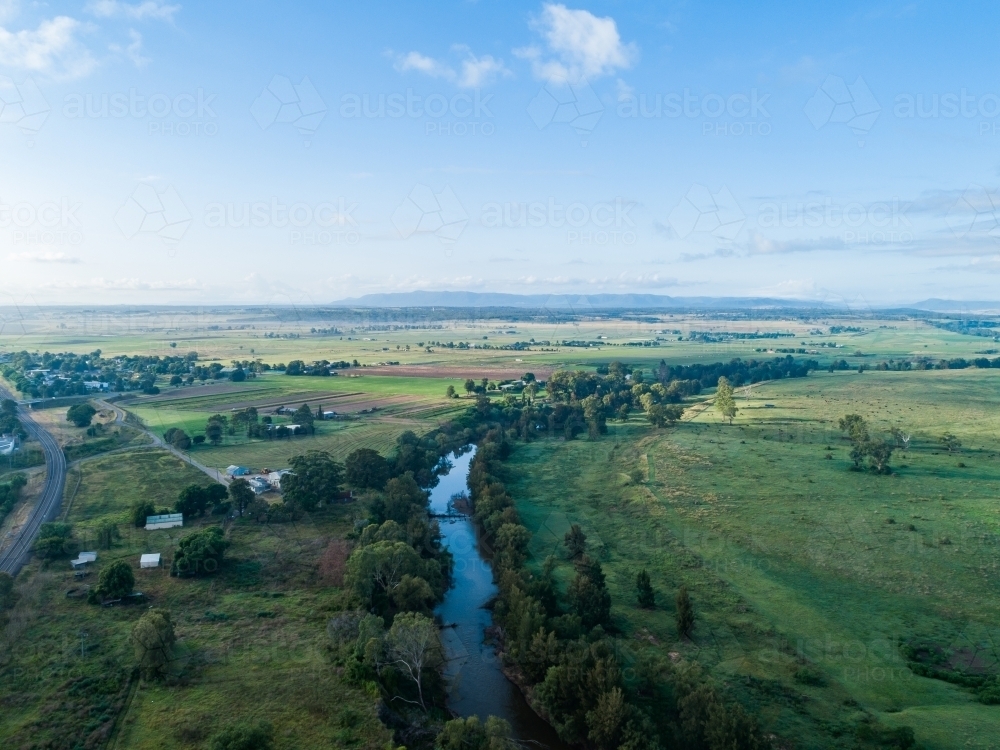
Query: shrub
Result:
<box><xmin>171</xmin><ymin>526</ymin><xmax>229</xmax><ymax>577</ymax></box>
<box><xmin>131</xmin><ymin>500</ymin><xmax>156</xmax><ymax>528</ymax></box>
<box><xmin>163</xmin><ymin>427</ymin><xmax>191</xmax><ymax>450</ymax></box>
<box><xmin>94</xmin><ymin>559</ymin><xmax>134</xmax><ymax>600</ymax></box>
<box><xmin>0</xmin><ymin>571</ymin><xmax>15</xmax><ymax>612</ymax></box>
<box><xmin>636</xmin><ymin>569</ymin><xmax>655</xmax><ymax>608</ymax></box>
<box><xmin>34</xmin><ymin>522</ymin><xmax>75</xmax><ymax>559</ymax></box>
<box><xmin>793</xmin><ymin>666</ymin><xmax>826</xmax><ymax>686</ymax></box>
<box><xmin>131</xmin><ymin>608</ymin><xmax>176</xmax><ymax>681</ymax></box>
<box><xmin>210</xmin><ymin>720</ymin><xmax>274</xmax><ymax>750</ymax></box>
<box><xmin>345</xmin><ymin>448</ymin><xmax>391</xmax><ymax>490</ymax></box>
<box><xmin>437</xmin><ymin>716</ymin><xmax>515</xmax><ymax>750</ymax></box>
<box><xmin>676</xmin><ymin>586</ymin><xmax>694</xmax><ymax>638</ymax></box>
<box><xmin>67</xmin><ymin>403</ymin><xmax>97</xmax><ymax>427</ymax></box>
<box><xmin>96</xmin><ymin>521</ymin><xmax>120</xmax><ymax>550</ymax></box>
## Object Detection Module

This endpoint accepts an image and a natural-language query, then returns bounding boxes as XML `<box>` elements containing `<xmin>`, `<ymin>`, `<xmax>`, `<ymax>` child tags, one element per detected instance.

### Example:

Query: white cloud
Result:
<box><xmin>517</xmin><ymin>3</ymin><xmax>636</xmax><ymax>83</ymax></box>
<box><xmin>6</xmin><ymin>251</ymin><xmax>80</xmax><ymax>263</ymax></box>
<box><xmin>458</xmin><ymin>52</ymin><xmax>509</xmax><ymax>87</ymax></box>
<box><xmin>0</xmin><ymin>1</ymin><xmax>19</xmax><ymax>24</ymax></box>
<box><xmin>396</xmin><ymin>50</ymin><xmax>452</xmax><ymax>78</ymax></box>
<box><xmin>109</xmin><ymin>28</ymin><xmax>148</xmax><ymax>67</ymax></box>
<box><xmin>85</xmin><ymin>0</ymin><xmax>180</xmax><ymax>22</ymax></box>
<box><xmin>37</xmin><ymin>277</ymin><xmax>202</xmax><ymax>291</ymax></box>
<box><xmin>0</xmin><ymin>16</ymin><xmax>97</xmax><ymax>79</ymax></box>
<box><xmin>393</xmin><ymin>46</ymin><xmax>511</xmax><ymax>88</ymax></box>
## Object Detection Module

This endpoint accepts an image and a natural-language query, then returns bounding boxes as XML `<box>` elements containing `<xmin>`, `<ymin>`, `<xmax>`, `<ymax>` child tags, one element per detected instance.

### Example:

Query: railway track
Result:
<box><xmin>0</xmin><ymin>387</ymin><xmax>66</xmax><ymax>576</ymax></box>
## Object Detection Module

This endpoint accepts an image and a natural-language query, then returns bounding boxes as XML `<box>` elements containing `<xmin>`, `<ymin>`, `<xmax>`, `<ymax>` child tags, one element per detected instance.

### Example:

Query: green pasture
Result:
<box><xmin>3</xmin><ymin>308</ymin><xmax>996</xmax><ymax>379</ymax></box>
<box><xmin>0</xmin><ymin>448</ymin><xmax>387</xmax><ymax>750</ymax></box>
<box><xmin>505</xmin><ymin>367</ymin><xmax>1000</xmax><ymax>750</ymax></box>
<box><xmin>127</xmin><ymin>371</ymin><xmax>471</xmax><ymax>469</ymax></box>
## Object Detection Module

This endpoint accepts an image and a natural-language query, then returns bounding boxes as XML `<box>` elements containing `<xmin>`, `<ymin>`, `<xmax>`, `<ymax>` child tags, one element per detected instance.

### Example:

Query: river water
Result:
<box><xmin>430</xmin><ymin>448</ymin><xmax>568</xmax><ymax>749</ymax></box>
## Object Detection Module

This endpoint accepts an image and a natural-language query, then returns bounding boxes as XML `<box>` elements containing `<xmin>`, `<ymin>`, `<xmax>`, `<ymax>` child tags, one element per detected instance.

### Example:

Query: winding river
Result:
<box><xmin>431</xmin><ymin>448</ymin><xmax>568</xmax><ymax>749</ymax></box>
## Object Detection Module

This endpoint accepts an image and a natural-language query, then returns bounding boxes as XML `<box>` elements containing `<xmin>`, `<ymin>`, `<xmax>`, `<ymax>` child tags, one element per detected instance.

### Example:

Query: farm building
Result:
<box><xmin>267</xmin><ymin>469</ymin><xmax>291</xmax><ymax>490</ymax></box>
<box><xmin>140</xmin><ymin>553</ymin><xmax>161</xmax><ymax>568</ymax></box>
<box><xmin>226</xmin><ymin>465</ymin><xmax>250</xmax><ymax>477</ymax></box>
<box><xmin>145</xmin><ymin>513</ymin><xmax>183</xmax><ymax>530</ymax></box>
<box><xmin>70</xmin><ymin>551</ymin><xmax>97</xmax><ymax>569</ymax></box>
<box><xmin>0</xmin><ymin>435</ymin><xmax>19</xmax><ymax>456</ymax></box>
<box><xmin>248</xmin><ymin>476</ymin><xmax>270</xmax><ymax>494</ymax></box>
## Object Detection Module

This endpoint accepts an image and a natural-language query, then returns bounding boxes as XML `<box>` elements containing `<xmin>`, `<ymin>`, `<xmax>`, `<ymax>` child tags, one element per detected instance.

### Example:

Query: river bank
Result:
<box><xmin>430</xmin><ymin>448</ymin><xmax>568</xmax><ymax>749</ymax></box>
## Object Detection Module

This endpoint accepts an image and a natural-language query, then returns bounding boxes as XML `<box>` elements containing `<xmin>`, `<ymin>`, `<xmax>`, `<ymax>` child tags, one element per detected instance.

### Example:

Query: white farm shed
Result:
<box><xmin>70</xmin><ymin>551</ymin><xmax>97</xmax><ymax>569</ymax></box>
<box><xmin>145</xmin><ymin>513</ymin><xmax>184</xmax><ymax>530</ymax></box>
<box><xmin>140</xmin><ymin>553</ymin><xmax>161</xmax><ymax>568</ymax></box>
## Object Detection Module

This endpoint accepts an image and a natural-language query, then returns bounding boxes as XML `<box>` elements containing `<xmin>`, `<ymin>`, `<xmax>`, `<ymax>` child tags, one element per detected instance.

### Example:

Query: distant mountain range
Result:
<box><xmin>330</xmin><ymin>291</ymin><xmax>1000</xmax><ymax>313</ymax></box>
<box><xmin>331</xmin><ymin>291</ymin><xmax>838</xmax><ymax>310</ymax></box>
<box><xmin>906</xmin><ymin>299</ymin><xmax>1000</xmax><ymax>313</ymax></box>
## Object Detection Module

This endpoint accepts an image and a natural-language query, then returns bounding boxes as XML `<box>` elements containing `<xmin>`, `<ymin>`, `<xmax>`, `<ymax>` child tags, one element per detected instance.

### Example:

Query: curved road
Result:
<box><xmin>94</xmin><ymin>399</ymin><xmax>230</xmax><ymax>486</ymax></box>
<box><xmin>0</xmin><ymin>387</ymin><xmax>67</xmax><ymax>577</ymax></box>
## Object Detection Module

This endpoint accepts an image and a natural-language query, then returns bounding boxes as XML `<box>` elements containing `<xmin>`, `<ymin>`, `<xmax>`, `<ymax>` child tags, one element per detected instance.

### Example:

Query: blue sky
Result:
<box><xmin>2</xmin><ymin>0</ymin><xmax>1000</xmax><ymax>306</ymax></box>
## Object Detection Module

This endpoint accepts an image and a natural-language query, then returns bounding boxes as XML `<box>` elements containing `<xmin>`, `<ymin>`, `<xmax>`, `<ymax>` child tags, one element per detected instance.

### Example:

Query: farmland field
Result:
<box><xmin>2</xmin><ymin>308</ymin><xmax>1000</xmax><ymax>749</ymax></box>
<box><xmin>0</xmin><ymin>448</ymin><xmax>388</xmax><ymax>749</ymax></box>
<box><xmin>506</xmin><ymin>368</ymin><xmax>1000</xmax><ymax>750</ymax></box>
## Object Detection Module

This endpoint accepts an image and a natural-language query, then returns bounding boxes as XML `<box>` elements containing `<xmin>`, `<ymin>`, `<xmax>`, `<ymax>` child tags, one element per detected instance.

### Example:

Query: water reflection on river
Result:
<box><xmin>431</xmin><ymin>448</ymin><xmax>568</xmax><ymax>749</ymax></box>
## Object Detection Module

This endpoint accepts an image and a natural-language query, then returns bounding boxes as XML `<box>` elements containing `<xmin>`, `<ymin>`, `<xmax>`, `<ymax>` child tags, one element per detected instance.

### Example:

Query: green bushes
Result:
<box><xmin>280</xmin><ymin>450</ymin><xmax>344</xmax><ymax>510</ymax></box>
<box><xmin>436</xmin><ymin>715</ymin><xmax>515</xmax><ymax>750</ymax></box>
<box><xmin>0</xmin><ymin>473</ymin><xmax>27</xmax><ymax>526</ymax></box>
<box><xmin>675</xmin><ymin>586</ymin><xmax>694</xmax><ymax>638</ymax></box>
<box><xmin>468</xmin><ymin>427</ymin><xmax>769</xmax><ymax>750</ymax></box>
<box><xmin>96</xmin><ymin>520</ymin><xmax>120</xmax><ymax>550</ymax></box>
<box><xmin>171</xmin><ymin>526</ymin><xmax>229</xmax><ymax>577</ymax></box>
<box><xmin>130</xmin><ymin>608</ymin><xmax>177</xmax><ymax>680</ymax></box>
<box><xmin>636</xmin><ymin>569</ymin><xmax>655</xmax><ymax>609</ymax></box>
<box><xmin>88</xmin><ymin>559</ymin><xmax>134</xmax><ymax>603</ymax></box>
<box><xmin>66</xmin><ymin>402</ymin><xmax>97</xmax><ymax>427</ymax></box>
<box><xmin>131</xmin><ymin>500</ymin><xmax>156</xmax><ymax>527</ymax></box>
<box><xmin>33</xmin><ymin>522</ymin><xmax>75</xmax><ymax>560</ymax></box>
<box><xmin>163</xmin><ymin>427</ymin><xmax>191</xmax><ymax>449</ymax></box>
<box><xmin>345</xmin><ymin>540</ymin><xmax>443</xmax><ymax>614</ymax></box>
<box><xmin>174</xmin><ymin>482</ymin><xmax>228</xmax><ymax>518</ymax></box>
<box><xmin>839</xmin><ymin>414</ymin><xmax>894</xmax><ymax>474</ymax></box>
<box><xmin>209</xmin><ymin>720</ymin><xmax>274</xmax><ymax>750</ymax></box>
<box><xmin>0</xmin><ymin>399</ymin><xmax>22</xmax><ymax>436</ymax></box>
<box><xmin>0</xmin><ymin>571</ymin><xmax>15</xmax><ymax>613</ymax></box>
<box><xmin>345</xmin><ymin>447</ymin><xmax>390</xmax><ymax>490</ymax></box>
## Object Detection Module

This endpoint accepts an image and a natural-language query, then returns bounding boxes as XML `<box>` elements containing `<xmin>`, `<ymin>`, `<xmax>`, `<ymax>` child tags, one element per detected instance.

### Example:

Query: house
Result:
<box><xmin>267</xmin><ymin>469</ymin><xmax>291</xmax><ymax>490</ymax></box>
<box><xmin>83</xmin><ymin>381</ymin><xmax>110</xmax><ymax>391</ymax></box>
<box><xmin>70</xmin><ymin>551</ymin><xmax>97</xmax><ymax>569</ymax></box>
<box><xmin>140</xmin><ymin>553</ymin><xmax>161</xmax><ymax>569</ymax></box>
<box><xmin>248</xmin><ymin>476</ymin><xmax>270</xmax><ymax>495</ymax></box>
<box><xmin>226</xmin><ymin>465</ymin><xmax>250</xmax><ymax>477</ymax></box>
<box><xmin>145</xmin><ymin>513</ymin><xmax>184</xmax><ymax>530</ymax></box>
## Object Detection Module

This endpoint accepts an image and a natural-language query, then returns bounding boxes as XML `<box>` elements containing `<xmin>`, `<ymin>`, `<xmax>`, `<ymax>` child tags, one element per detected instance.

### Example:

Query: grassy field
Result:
<box><xmin>2</xmin><ymin>306</ymin><xmax>995</xmax><ymax>375</ymax></box>
<box><xmin>128</xmin><ymin>372</ymin><xmax>472</xmax><ymax>470</ymax></box>
<box><xmin>3</xmin><ymin>310</ymin><xmax>1000</xmax><ymax>748</ymax></box>
<box><xmin>504</xmin><ymin>367</ymin><xmax>1000</xmax><ymax>750</ymax></box>
<box><xmin>0</xmin><ymin>447</ymin><xmax>389</xmax><ymax>750</ymax></box>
